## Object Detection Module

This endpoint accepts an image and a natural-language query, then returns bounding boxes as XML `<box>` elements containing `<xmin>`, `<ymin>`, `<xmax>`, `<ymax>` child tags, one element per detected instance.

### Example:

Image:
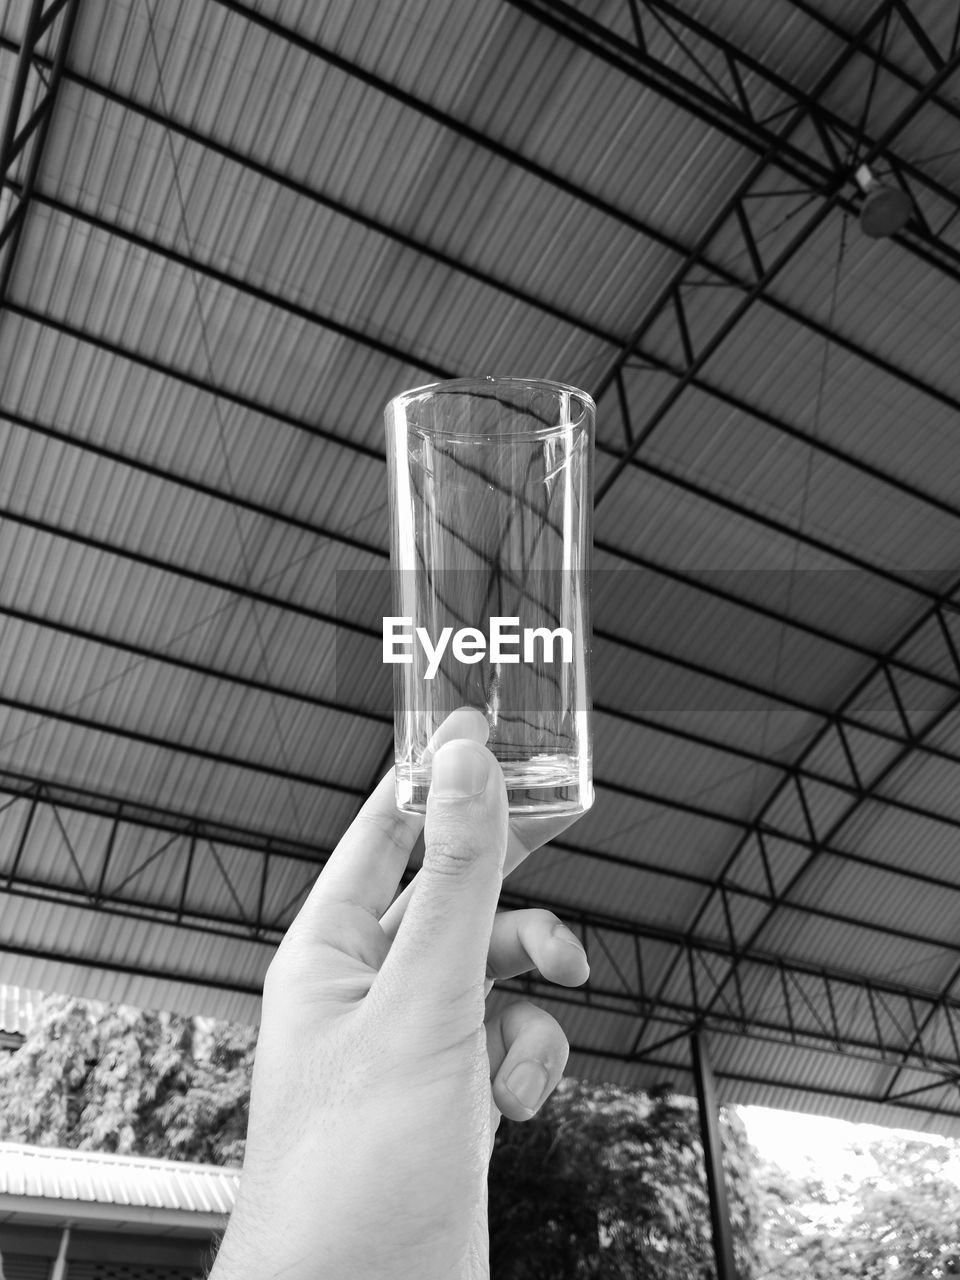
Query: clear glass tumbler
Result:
<box><xmin>384</xmin><ymin>377</ymin><xmax>594</xmax><ymax>815</ymax></box>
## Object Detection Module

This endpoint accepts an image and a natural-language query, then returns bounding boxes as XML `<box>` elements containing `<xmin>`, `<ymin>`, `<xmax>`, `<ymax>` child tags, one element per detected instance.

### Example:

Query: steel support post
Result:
<box><xmin>691</xmin><ymin>1032</ymin><xmax>738</xmax><ymax>1280</ymax></box>
<box><xmin>50</xmin><ymin>1223</ymin><xmax>71</xmax><ymax>1280</ymax></box>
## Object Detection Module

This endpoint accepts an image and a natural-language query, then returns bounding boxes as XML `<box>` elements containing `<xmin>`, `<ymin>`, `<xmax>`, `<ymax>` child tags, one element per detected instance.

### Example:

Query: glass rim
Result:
<box><xmin>386</xmin><ymin>376</ymin><xmax>596</xmax><ymax>438</ymax></box>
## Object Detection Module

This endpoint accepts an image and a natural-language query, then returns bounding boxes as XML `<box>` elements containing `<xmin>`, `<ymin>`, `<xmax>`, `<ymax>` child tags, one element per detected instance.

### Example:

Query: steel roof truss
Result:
<box><xmin>7</xmin><ymin>410</ymin><xmax>960</xmax><ymax>744</ymax></box>
<box><xmin>6</xmin><ymin>764</ymin><xmax>960</xmax><ymax>966</ymax></box>
<box><xmin>206</xmin><ymin>839</ymin><xmax>253</xmax><ymax>932</ymax></box>
<box><xmin>626</xmin><ymin>588</ymin><xmax>960</xmax><ymax>1057</ymax></box>
<box><xmin>4</xmin><ymin>15</ymin><xmax>953</xmax><ymax>490</ymax></box>
<box><xmin>0</xmin><ymin>0</ymin><xmax>79</xmax><ymax>304</ymax></box>
<box><xmin>4</xmin><ymin>777</ymin><xmax>960</xmax><ymax>1083</ymax></box>
<box><xmin>595</xmin><ymin>39</ymin><xmax>960</xmax><ymax>498</ymax></box>
<box><xmin>884</xmin><ymin>1077</ymin><xmax>958</xmax><ymax>1107</ymax></box>
<box><xmin>16</xmin><ymin>185</ymin><xmax>956</xmax><ymax>595</ymax></box>
<box><xmin>511</xmin><ymin>0</ymin><xmax>960</xmax><ymax>289</ymax></box>
<box><xmin>106</xmin><ymin>830</ymin><xmax>180</xmax><ymax>899</ymax></box>
<box><xmin>781</xmin><ymin>0</ymin><xmax>960</xmax><ymax>126</ymax></box>
<box><xmin>5</xmin><ymin>791</ymin><xmax>38</xmax><ymax>890</ymax></box>
<box><xmin>0</xmin><ymin>764</ymin><xmax>323</xmax><ymax>859</ymax></box>
<box><xmin>175</xmin><ymin>834</ymin><xmax>197</xmax><ymax>927</ymax></box>
<box><xmin>498</xmin><ymin>925</ymin><xmax>960</xmax><ymax>1080</ymax></box>
<box><xmin>23</xmin><ymin>174</ymin><xmax>960</xmax><ymax>567</ymax></box>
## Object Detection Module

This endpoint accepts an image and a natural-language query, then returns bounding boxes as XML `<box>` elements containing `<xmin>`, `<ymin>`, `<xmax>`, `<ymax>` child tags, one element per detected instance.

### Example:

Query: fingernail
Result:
<box><xmin>431</xmin><ymin>741</ymin><xmax>490</xmax><ymax>799</ymax></box>
<box><xmin>505</xmin><ymin>1061</ymin><xmax>549</xmax><ymax>1113</ymax></box>
<box><xmin>551</xmin><ymin>922</ymin><xmax>586</xmax><ymax>954</ymax></box>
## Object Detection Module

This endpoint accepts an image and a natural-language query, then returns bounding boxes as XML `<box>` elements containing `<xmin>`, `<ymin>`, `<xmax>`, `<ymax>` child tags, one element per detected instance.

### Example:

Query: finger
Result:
<box><xmin>379</xmin><ymin>814</ymin><xmax>536</xmax><ymax>942</ymax></box>
<box><xmin>378</xmin><ymin>711</ymin><xmax>491</xmax><ymax>939</ymax></box>
<box><xmin>485</xmin><ymin>999</ymin><xmax>570</xmax><ymax>1121</ymax></box>
<box><xmin>375</xmin><ymin>739</ymin><xmax>508</xmax><ymax>1014</ymax></box>
<box><xmin>297</xmin><ymin>769</ymin><xmax>424</xmax><ymax>924</ymax></box>
<box><xmin>378</xmin><ymin>803</ymin><xmax>578</xmax><ymax>947</ymax></box>
<box><xmin>422</xmin><ymin>705</ymin><xmax>489</xmax><ymax>760</ymax></box>
<box><xmin>297</xmin><ymin>709</ymin><xmax>490</xmax><ymax>927</ymax></box>
<box><xmin>378</xmin><ymin>822</ymin><xmax>544</xmax><ymax>944</ymax></box>
<box><xmin>486</xmin><ymin>908</ymin><xmax>589</xmax><ymax>985</ymax></box>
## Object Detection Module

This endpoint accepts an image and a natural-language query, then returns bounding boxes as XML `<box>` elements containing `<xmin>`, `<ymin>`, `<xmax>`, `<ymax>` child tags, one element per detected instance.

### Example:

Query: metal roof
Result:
<box><xmin>0</xmin><ymin>1140</ymin><xmax>237</xmax><ymax>1234</ymax></box>
<box><xmin>3</xmin><ymin>0</ymin><xmax>960</xmax><ymax>1137</ymax></box>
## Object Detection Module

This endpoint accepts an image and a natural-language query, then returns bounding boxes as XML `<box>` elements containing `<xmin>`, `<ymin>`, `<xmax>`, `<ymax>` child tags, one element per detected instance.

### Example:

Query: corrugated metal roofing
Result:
<box><xmin>3</xmin><ymin>0</ymin><xmax>960</xmax><ymax>1135</ymax></box>
<box><xmin>0</xmin><ymin>1140</ymin><xmax>238</xmax><ymax>1216</ymax></box>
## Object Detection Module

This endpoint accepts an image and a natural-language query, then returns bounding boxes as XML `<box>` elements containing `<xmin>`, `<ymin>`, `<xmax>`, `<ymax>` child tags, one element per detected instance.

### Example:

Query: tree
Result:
<box><xmin>845</xmin><ymin>1137</ymin><xmax>960</xmax><ymax>1278</ymax></box>
<box><xmin>754</xmin><ymin>1161</ymin><xmax>856</xmax><ymax>1280</ymax></box>
<box><xmin>0</xmin><ymin>994</ymin><xmax>257</xmax><ymax>1164</ymax></box>
<box><xmin>754</xmin><ymin>1133</ymin><xmax>960</xmax><ymax>1280</ymax></box>
<box><xmin>9</xmin><ymin>993</ymin><xmax>960</xmax><ymax>1280</ymax></box>
<box><xmin>488</xmin><ymin>1077</ymin><xmax>765</xmax><ymax>1279</ymax></box>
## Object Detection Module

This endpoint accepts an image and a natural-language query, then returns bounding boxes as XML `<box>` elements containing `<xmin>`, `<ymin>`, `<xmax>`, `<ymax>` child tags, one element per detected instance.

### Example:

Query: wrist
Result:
<box><xmin>209</xmin><ymin>1204</ymin><xmax>488</xmax><ymax>1280</ymax></box>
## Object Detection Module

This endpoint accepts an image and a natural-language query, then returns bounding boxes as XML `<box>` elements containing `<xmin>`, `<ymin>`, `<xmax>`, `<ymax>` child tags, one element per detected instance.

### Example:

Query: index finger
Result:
<box><xmin>299</xmin><ymin>707</ymin><xmax>492</xmax><ymax>922</ymax></box>
<box><xmin>298</xmin><ymin>769</ymin><xmax>424</xmax><ymax>922</ymax></box>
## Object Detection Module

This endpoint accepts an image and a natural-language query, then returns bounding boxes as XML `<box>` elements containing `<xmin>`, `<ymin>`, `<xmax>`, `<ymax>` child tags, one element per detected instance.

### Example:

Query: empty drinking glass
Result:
<box><xmin>384</xmin><ymin>377</ymin><xmax>594</xmax><ymax>816</ymax></box>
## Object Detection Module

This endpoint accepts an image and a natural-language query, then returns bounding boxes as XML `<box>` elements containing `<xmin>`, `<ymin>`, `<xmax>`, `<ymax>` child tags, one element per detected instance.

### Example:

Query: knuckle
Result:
<box><xmin>518</xmin><ymin>907</ymin><xmax>560</xmax><ymax>931</ymax></box>
<box><xmin>424</xmin><ymin>829</ymin><xmax>485</xmax><ymax>875</ymax></box>
<box><xmin>351</xmin><ymin>807</ymin><xmax>414</xmax><ymax>858</ymax></box>
<box><xmin>504</xmin><ymin>999</ymin><xmax>570</xmax><ymax>1074</ymax></box>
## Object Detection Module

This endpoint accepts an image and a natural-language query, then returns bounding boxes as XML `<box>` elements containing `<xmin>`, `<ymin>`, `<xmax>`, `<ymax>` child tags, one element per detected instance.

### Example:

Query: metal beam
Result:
<box><xmin>591</xmin><ymin>11</ymin><xmax>960</xmax><ymax>495</ymax></box>
<box><xmin>9</xmin><ymin>767</ymin><xmax>960</xmax><ymax>963</ymax></box>
<box><xmin>14</xmin><ymin>297</ymin><xmax>960</xmax><ymax>736</ymax></box>
<box><xmin>0</xmin><ymin>688</ymin><xmax>368</xmax><ymax>796</ymax></box>
<box><xmin>883</xmin><ymin>936</ymin><xmax>960</xmax><ymax>1103</ymax></box>
<box><xmin>0</xmin><ymin>935</ymin><xmax>265</xmax><ymax>999</ymax></box>
<box><xmin>692</xmin><ymin>1032</ymin><xmax>738</xmax><ymax>1280</ymax></box>
<box><xmin>11</xmin><ymin>618</ymin><xmax>960</xmax><ymax>933</ymax></box>
<box><xmin>1</xmin><ymin>2</ymin><xmax>960</xmax><ymax>1121</ymax></box>
<box><xmin>783</xmin><ymin>0</ymin><xmax>960</xmax><ymax>128</ymax></box>
<box><xmin>8</xmin><ymin>389</ymin><xmax>960</xmax><ymax>716</ymax></box>
<box><xmin>14</xmin><ymin>5</ymin><xmax>949</xmax><ymax>442</ymax></box>
<box><xmin>7</xmin><ymin>260</ymin><xmax>960</xmax><ymax>649</ymax></box>
<box><xmin>19</xmin><ymin>185</ymin><xmax>960</xmax><ymax>544</ymax></box>
<box><xmin>6</xmin><ymin>286</ymin><xmax>955</xmax><ymax>611</ymax></box>
<box><xmin>564</xmin><ymin>1042</ymin><xmax>960</xmax><ymax>1127</ymax></box>
<box><xmin>0</xmin><ymin>0</ymin><xmax>80</xmax><ymax>304</ymax></box>
<box><xmin>13</xmin><ymin>502</ymin><xmax>960</xmax><ymax>812</ymax></box>
<box><xmin>9</xmin><ymin>401</ymin><xmax>960</xmax><ymax>805</ymax></box>
<box><xmin>493</xmin><ymin>945</ymin><xmax>960</xmax><ymax>1082</ymax></box>
<box><xmin>6</xmin><ymin>181</ymin><xmax>959</xmax><ymax>639</ymax></box>
<box><xmin>7</xmin><ymin>51</ymin><xmax>960</xmax><ymax>596</ymax></box>
<box><xmin>4</xmin><ymin>769</ymin><xmax>960</xmax><ymax>1076</ymax></box>
<box><xmin>628</xmin><ymin>562</ymin><xmax>960</xmax><ymax>1057</ymax></box>
<box><xmin>509</xmin><ymin>0</ymin><xmax>960</xmax><ymax>284</ymax></box>
<box><xmin>5</xmin><ymin>18</ymin><xmax>960</xmax><ymax>473</ymax></box>
<box><xmin>0</xmin><ymin>764</ymin><xmax>323</xmax><ymax>859</ymax></box>
<box><xmin>214</xmin><ymin>0</ymin><xmax>960</xmax><ymax>296</ymax></box>
<box><xmin>12</xmin><ymin>434</ymin><xmax>960</xmax><ymax>824</ymax></box>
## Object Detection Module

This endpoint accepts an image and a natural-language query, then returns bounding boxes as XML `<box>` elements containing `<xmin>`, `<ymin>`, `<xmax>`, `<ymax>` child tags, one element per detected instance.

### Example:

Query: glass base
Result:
<box><xmin>395</xmin><ymin>756</ymin><xmax>593</xmax><ymax>816</ymax></box>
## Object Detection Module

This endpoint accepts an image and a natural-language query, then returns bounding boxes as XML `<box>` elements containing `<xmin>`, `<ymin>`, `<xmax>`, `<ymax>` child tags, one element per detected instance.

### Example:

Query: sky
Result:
<box><xmin>739</xmin><ymin>1104</ymin><xmax>960</xmax><ymax>1189</ymax></box>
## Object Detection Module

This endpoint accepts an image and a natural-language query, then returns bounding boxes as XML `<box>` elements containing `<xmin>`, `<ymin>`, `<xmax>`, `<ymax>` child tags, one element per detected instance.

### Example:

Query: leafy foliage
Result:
<box><xmin>754</xmin><ymin>1134</ymin><xmax>960</xmax><ymax>1280</ymax></box>
<box><xmin>5</xmin><ymin>994</ymin><xmax>960</xmax><ymax>1280</ymax></box>
<box><xmin>0</xmin><ymin>994</ymin><xmax>256</xmax><ymax>1164</ymax></box>
<box><xmin>488</xmin><ymin>1077</ymin><xmax>763</xmax><ymax>1279</ymax></box>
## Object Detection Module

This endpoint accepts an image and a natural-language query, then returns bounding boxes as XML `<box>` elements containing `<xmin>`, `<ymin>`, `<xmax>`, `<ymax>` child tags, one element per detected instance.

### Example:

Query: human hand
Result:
<box><xmin>210</xmin><ymin>714</ymin><xmax>589</xmax><ymax>1280</ymax></box>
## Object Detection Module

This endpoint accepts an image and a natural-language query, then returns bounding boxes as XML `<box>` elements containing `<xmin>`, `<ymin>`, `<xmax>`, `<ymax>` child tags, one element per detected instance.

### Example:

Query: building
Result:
<box><xmin>0</xmin><ymin>1142</ymin><xmax>237</xmax><ymax>1280</ymax></box>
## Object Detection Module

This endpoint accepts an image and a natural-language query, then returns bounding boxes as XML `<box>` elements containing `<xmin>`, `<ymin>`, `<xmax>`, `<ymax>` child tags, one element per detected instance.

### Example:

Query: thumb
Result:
<box><xmin>375</xmin><ymin>739</ymin><xmax>508</xmax><ymax>1017</ymax></box>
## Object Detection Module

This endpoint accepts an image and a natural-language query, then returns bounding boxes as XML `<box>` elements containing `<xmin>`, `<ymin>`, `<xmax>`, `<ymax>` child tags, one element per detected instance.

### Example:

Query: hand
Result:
<box><xmin>210</xmin><ymin>713</ymin><xmax>589</xmax><ymax>1280</ymax></box>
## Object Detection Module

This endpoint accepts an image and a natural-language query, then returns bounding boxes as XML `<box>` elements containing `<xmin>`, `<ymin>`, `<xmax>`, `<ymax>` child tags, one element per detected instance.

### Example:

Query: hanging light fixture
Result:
<box><xmin>855</xmin><ymin>164</ymin><xmax>913</xmax><ymax>238</ymax></box>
